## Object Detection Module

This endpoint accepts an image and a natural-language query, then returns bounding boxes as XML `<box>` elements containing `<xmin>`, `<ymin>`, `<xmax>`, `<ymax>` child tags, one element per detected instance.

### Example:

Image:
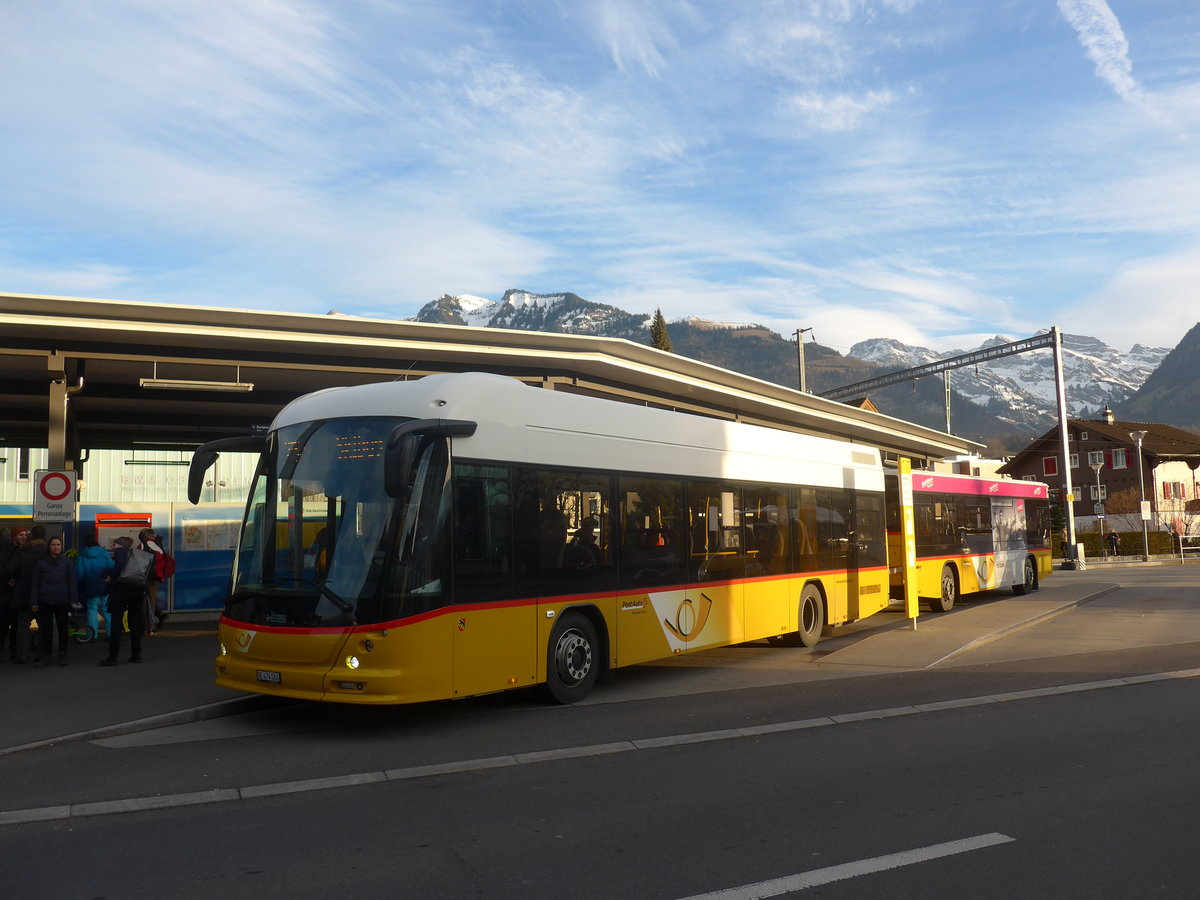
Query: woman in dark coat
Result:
<box><xmin>31</xmin><ymin>535</ymin><xmax>77</xmax><ymax>666</ymax></box>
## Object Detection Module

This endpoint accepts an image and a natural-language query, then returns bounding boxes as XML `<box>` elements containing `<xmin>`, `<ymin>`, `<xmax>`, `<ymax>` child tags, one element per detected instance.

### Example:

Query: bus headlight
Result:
<box><xmin>345</xmin><ymin>655</ymin><xmax>360</xmax><ymax>670</ymax></box>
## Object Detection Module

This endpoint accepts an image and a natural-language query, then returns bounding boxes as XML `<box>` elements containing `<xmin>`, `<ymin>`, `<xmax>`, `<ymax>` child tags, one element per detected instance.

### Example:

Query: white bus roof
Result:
<box><xmin>275</xmin><ymin>372</ymin><xmax>884</xmax><ymax>492</ymax></box>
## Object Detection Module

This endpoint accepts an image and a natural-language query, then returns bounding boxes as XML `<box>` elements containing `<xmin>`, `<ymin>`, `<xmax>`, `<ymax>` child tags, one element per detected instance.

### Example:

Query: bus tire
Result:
<box><xmin>1013</xmin><ymin>557</ymin><xmax>1039</xmax><ymax>595</ymax></box>
<box><xmin>542</xmin><ymin>612</ymin><xmax>600</xmax><ymax>704</ymax></box>
<box><xmin>796</xmin><ymin>584</ymin><xmax>825</xmax><ymax>648</ymax></box>
<box><xmin>928</xmin><ymin>565</ymin><xmax>957</xmax><ymax>613</ymax></box>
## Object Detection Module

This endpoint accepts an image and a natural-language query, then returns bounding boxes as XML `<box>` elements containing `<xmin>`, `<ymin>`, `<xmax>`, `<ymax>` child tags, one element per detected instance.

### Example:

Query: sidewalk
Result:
<box><xmin>0</xmin><ymin>620</ymin><xmax>265</xmax><ymax>756</ymax></box>
<box><xmin>816</xmin><ymin>576</ymin><xmax>1117</xmax><ymax>670</ymax></box>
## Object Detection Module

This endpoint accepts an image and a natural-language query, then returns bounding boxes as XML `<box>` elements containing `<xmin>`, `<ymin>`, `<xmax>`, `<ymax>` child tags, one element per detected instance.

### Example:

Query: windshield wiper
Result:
<box><xmin>266</xmin><ymin>575</ymin><xmax>357</xmax><ymax>621</ymax></box>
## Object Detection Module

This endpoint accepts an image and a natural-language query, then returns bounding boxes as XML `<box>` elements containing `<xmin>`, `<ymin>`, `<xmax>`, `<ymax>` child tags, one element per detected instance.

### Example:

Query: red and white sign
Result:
<box><xmin>33</xmin><ymin>469</ymin><xmax>77</xmax><ymax>522</ymax></box>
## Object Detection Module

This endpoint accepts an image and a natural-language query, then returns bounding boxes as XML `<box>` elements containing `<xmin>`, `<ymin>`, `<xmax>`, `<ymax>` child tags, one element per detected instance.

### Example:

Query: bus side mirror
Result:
<box><xmin>384</xmin><ymin>418</ymin><xmax>478</xmax><ymax>499</ymax></box>
<box><xmin>385</xmin><ymin>433</ymin><xmax>423</xmax><ymax>499</ymax></box>
<box><xmin>188</xmin><ymin>435</ymin><xmax>266</xmax><ymax>505</ymax></box>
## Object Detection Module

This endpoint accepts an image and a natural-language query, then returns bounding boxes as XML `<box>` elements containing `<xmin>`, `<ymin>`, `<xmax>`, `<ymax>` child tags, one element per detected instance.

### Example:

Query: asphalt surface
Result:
<box><xmin>0</xmin><ymin>559</ymin><xmax>1183</xmax><ymax>757</ymax></box>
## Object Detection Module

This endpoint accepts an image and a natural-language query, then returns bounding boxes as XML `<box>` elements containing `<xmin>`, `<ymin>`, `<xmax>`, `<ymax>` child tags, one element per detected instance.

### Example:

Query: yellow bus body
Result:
<box><xmin>215</xmin><ymin>565</ymin><xmax>891</xmax><ymax>704</ymax></box>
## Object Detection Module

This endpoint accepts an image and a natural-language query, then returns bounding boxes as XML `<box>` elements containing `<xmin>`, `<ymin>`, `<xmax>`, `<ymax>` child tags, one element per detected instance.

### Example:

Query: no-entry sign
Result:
<box><xmin>33</xmin><ymin>469</ymin><xmax>77</xmax><ymax>522</ymax></box>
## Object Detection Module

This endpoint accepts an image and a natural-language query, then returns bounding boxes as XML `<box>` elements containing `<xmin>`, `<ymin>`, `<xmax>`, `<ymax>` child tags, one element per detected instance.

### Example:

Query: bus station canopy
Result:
<box><xmin>0</xmin><ymin>292</ymin><xmax>980</xmax><ymax>468</ymax></box>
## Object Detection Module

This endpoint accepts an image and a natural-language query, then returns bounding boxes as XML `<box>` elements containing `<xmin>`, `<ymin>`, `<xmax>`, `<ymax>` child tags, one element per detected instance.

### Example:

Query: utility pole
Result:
<box><xmin>1052</xmin><ymin>326</ymin><xmax>1077</xmax><ymax>565</ymax></box>
<box><xmin>794</xmin><ymin>327</ymin><xmax>813</xmax><ymax>393</ymax></box>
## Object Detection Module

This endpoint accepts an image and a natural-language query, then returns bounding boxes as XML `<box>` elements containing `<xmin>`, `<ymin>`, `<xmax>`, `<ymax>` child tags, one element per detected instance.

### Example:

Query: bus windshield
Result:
<box><xmin>227</xmin><ymin>415</ymin><xmax>451</xmax><ymax>627</ymax></box>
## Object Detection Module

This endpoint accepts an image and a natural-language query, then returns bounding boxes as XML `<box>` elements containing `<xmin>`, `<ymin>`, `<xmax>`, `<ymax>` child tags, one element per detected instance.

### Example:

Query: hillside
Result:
<box><xmin>1118</xmin><ymin>321</ymin><xmax>1200</xmax><ymax>429</ymax></box>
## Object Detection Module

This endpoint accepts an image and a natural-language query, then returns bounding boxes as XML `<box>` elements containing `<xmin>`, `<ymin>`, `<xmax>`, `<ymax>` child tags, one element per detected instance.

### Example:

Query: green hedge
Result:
<box><xmin>1054</xmin><ymin>530</ymin><xmax>1179</xmax><ymax>558</ymax></box>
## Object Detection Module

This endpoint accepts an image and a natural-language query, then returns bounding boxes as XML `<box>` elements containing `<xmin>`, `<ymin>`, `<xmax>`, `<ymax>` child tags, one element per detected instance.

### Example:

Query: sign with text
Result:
<box><xmin>33</xmin><ymin>469</ymin><xmax>77</xmax><ymax>522</ymax></box>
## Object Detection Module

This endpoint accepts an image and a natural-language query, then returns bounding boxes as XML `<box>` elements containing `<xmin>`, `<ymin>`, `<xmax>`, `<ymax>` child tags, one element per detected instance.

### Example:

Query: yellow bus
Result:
<box><xmin>886</xmin><ymin>471</ymin><xmax>1053</xmax><ymax>612</ymax></box>
<box><xmin>188</xmin><ymin>372</ymin><xmax>1045</xmax><ymax>705</ymax></box>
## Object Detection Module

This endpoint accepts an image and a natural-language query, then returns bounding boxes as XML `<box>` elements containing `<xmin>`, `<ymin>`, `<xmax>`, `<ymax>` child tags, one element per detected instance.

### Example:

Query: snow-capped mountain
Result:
<box><xmin>408</xmin><ymin>290</ymin><xmax>1178</xmax><ymax>442</ymax></box>
<box><xmin>411</xmin><ymin>290</ymin><xmax>649</xmax><ymax>340</ymax></box>
<box><xmin>849</xmin><ymin>332</ymin><xmax>1169</xmax><ymax>431</ymax></box>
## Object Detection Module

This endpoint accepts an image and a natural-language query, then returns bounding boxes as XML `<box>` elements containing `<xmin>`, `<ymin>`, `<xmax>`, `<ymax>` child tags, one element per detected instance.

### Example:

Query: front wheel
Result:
<box><xmin>542</xmin><ymin>612</ymin><xmax>600</xmax><ymax>704</ymax></box>
<box><xmin>74</xmin><ymin>624</ymin><xmax>97</xmax><ymax>644</ymax></box>
<box><xmin>1013</xmin><ymin>557</ymin><xmax>1039</xmax><ymax>595</ymax></box>
<box><xmin>927</xmin><ymin>565</ymin><xmax>957</xmax><ymax>613</ymax></box>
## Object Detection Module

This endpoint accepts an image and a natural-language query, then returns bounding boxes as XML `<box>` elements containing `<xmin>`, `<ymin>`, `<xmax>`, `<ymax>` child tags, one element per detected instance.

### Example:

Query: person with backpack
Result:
<box><xmin>138</xmin><ymin>528</ymin><xmax>174</xmax><ymax>632</ymax></box>
<box><xmin>99</xmin><ymin>537</ymin><xmax>146</xmax><ymax>666</ymax></box>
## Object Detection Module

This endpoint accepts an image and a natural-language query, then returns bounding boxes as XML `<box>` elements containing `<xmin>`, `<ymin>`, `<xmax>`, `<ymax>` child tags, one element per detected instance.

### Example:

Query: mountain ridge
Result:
<box><xmin>407</xmin><ymin>290</ymin><xmax>1182</xmax><ymax>446</ymax></box>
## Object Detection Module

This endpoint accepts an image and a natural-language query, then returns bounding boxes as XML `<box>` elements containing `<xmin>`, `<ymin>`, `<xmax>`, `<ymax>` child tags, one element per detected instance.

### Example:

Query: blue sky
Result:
<box><xmin>3</xmin><ymin>1</ymin><xmax>1199</xmax><ymax>356</ymax></box>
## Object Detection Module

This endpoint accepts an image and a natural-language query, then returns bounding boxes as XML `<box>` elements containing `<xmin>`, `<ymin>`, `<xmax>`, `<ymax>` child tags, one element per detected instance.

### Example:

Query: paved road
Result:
<box><xmin>4</xmin><ymin>563</ymin><xmax>1200</xmax><ymax>898</ymax></box>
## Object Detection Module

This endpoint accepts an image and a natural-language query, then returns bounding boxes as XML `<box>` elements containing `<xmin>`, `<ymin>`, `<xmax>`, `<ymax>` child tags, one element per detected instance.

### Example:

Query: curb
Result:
<box><xmin>0</xmin><ymin>694</ymin><xmax>289</xmax><ymax>758</ymax></box>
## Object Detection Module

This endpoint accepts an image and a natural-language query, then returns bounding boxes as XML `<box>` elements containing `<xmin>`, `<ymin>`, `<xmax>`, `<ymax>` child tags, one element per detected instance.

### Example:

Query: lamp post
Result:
<box><xmin>1130</xmin><ymin>430</ymin><xmax>1150</xmax><ymax>561</ymax></box>
<box><xmin>1090</xmin><ymin>461</ymin><xmax>1104</xmax><ymax>556</ymax></box>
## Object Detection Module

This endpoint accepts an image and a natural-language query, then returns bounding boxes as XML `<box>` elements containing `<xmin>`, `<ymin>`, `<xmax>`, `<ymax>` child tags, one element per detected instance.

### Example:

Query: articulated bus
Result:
<box><xmin>886</xmin><ymin>471</ymin><xmax>1053</xmax><ymax>612</ymax></box>
<box><xmin>189</xmin><ymin>372</ymin><xmax>1049</xmax><ymax>705</ymax></box>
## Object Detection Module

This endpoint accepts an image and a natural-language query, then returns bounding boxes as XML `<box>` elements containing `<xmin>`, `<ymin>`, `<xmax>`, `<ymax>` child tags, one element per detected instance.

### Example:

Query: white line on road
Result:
<box><xmin>2</xmin><ymin>668</ymin><xmax>1198</xmax><ymax>826</ymax></box>
<box><xmin>675</xmin><ymin>832</ymin><xmax>1016</xmax><ymax>899</ymax></box>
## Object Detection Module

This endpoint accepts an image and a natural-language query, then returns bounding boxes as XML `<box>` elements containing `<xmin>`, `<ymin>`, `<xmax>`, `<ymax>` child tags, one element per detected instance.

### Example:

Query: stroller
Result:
<box><xmin>67</xmin><ymin>601</ymin><xmax>100</xmax><ymax>643</ymax></box>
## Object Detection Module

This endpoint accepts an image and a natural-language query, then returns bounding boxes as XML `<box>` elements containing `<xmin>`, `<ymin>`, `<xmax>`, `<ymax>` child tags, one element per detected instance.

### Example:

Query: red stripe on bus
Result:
<box><xmin>220</xmin><ymin>566</ymin><xmax>891</xmax><ymax>634</ymax></box>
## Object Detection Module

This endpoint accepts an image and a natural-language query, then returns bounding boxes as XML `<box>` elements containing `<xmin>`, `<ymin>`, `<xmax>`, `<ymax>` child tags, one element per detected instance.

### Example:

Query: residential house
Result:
<box><xmin>999</xmin><ymin>408</ymin><xmax>1200</xmax><ymax>536</ymax></box>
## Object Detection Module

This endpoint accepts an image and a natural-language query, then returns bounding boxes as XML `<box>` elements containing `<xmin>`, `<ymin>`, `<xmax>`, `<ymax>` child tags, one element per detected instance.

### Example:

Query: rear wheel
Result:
<box><xmin>927</xmin><ymin>565</ymin><xmax>957</xmax><ymax>613</ymax></box>
<box><xmin>796</xmin><ymin>584</ymin><xmax>825</xmax><ymax>648</ymax></box>
<box><xmin>542</xmin><ymin>612</ymin><xmax>600</xmax><ymax>704</ymax></box>
<box><xmin>1013</xmin><ymin>557</ymin><xmax>1039</xmax><ymax>595</ymax></box>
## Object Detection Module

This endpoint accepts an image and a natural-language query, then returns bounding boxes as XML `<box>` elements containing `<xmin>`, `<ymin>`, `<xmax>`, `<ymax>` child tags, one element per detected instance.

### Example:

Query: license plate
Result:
<box><xmin>255</xmin><ymin>670</ymin><xmax>282</xmax><ymax>684</ymax></box>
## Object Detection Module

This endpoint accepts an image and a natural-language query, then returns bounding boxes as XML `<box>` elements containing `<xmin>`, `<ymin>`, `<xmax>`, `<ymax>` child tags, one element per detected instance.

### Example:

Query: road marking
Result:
<box><xmin>675</xmin><ymin>833</ymin><xmax>1015</xmax><ymax>899</ymax></box>
<box><xmin>2</xmin><ymin>668</ymin><xmax>1199</xmax><ymax>825</ymax></box>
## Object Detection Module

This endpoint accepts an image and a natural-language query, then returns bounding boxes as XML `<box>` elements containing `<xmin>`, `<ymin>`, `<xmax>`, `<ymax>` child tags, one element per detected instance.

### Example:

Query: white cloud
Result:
<box><xmin>788</xmin><ymin>89</ymin><xmax>897</xmax><ymax>131</ymax></box>
<box><xmin>1061</xmin><ymin>244</ymin><xmax>1200</xmax><ymax>350</ymax></box>
<box><xmin>1057</xmin><ymin>0</ymin><xmax>1149</xmax><ymax>108</ymax></box>
<box><xmin>590</xmin><ymin>0</ymin><xmax>680</xmax><ymax>76</ymax></box>
<box><xmin>0</xmin><ymin>262</ymin><xmax>135</xmax><ymax>298</ymax></box>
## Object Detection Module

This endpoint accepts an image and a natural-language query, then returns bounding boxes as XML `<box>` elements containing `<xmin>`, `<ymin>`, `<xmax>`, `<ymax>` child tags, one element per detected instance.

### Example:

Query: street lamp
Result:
<box><xmin>1130</xmin><ymin>430</ymin><xmax>1150</xmax><ymax>562</ymax></box>
<box><xmin>1090</xmin><ymin>461</ymin><xmax>1105</xmax><ymax>556</ymax></box>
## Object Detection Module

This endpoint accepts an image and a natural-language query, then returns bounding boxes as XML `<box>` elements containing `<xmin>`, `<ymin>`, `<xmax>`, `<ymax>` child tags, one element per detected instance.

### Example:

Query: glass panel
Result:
<box><xmin>853</xmin><ymin>493</ymin><xmax>886</xmax><ymax>568</ymax></box>
<box><xmin>686</xmin><ymin>481</ymin><xmax>743</xmax><ymax>582</ymax></box>
<box><xmin>817</xmin><ymin>489</ymin><xmax>854</xmax><ymax>569</ymax></box>
<box><xmin>618</xmin><ymin>476</ymin><xmax>685</xmax><ymax>588</ymax></box>
<box><xmin>452</xmin><ymin>464</ymin><xmax>514</xmax><ymax>605</ymax></box>
<box><xmin>794</xmin><ymin>487</ymin><xmax>820</xmax><ymax>572</ymax></box>
<box><xmin>517</xmin><ymin>468</ymin><xmax>615</xmax><ymax>597</ymax></box>
<box><xmin>742</xmin><ymin>485</ymin><xmax>792</xmax><ymax>576</ymax></box>
<box><xmin>227</xmin><ymin>416</ymin><xmax>452</xmax><ymax>627</ymax></box>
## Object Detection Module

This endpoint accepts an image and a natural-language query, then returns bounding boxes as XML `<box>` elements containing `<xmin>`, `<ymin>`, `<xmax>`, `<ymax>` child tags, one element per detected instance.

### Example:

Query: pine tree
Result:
<box><xmin>650</xmin><ymin>308</ymin><xmax>673</xmax><ymax>353</ymax></box>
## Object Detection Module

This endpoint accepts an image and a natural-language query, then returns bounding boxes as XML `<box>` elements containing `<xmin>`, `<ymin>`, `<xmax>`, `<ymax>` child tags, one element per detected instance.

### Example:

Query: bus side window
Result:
<box><xmin>854</xmin><ymin>492</ymin><xmax>886</xmax><ymax>568</ymax></box>
<box><xmin>686</xmin><ymin>481</ymin><xmax>743</xmax><ymax>582</ymax></box>
<box><xmin>515</xmin><ymin>468</ymin><xmax>616</xmax><ymax>597</ymax></box>
<box><xmin>618</xmin><ymin>476</ymin><xmax>685</xmax><ymax>589</ymax></box>
<box><xmin>793</xmin><ymin>487</ymin><xmax>819</xmax><ymax>573</ymax></box>
<box><xmin>453</xmin><ymin>464</ymin><xmax>514</xmax><ymax>605</ymax></box>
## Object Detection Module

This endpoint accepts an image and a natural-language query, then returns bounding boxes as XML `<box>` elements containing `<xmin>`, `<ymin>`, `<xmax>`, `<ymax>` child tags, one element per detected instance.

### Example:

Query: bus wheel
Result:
<box><xmin>543</xmin><ymin>613</ymin><xmax>600</xmax><ymax>704</ymax></box>
<box><xmin>796</xmin><ymin>585</ymin><xmax>825</xmax><ymax>648</ymax></box>
<box><xmin>1013</xmin><ymin>557</ymin><xmax>1039</xmax><ymax>595</ymax></box>
<box><xmin>929</xmin><ymin>565</ymin><xmax>957</xmax><ymax>613</ymax></box>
